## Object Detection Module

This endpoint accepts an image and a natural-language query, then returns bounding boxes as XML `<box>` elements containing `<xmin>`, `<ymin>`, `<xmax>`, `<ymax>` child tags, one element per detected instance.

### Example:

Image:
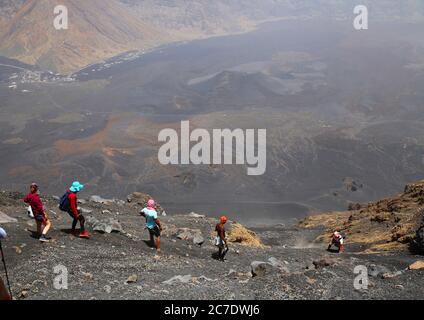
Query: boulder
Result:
<box><xmin>193</xmin><ymin>234</ymin><xmax>205</xmax><ymax>246</ymax></box>
<box><xmin>368</xmin><ymin>264</ymin><xmax>391</xmax><ymax>277</ymax></box>
<box><xmin>126</xmin><ymin>275</ymin><xmax>138</xmax><ymax>283</ymax></box>
<box><xmin>251</xmin><ymin>261</ymin><xmax>274</xmax><ymax>277</ymax></box>
<box><xmin>127</xmin><ymin>192</ymin><xmax>165</xmax><ymax>214</ymax></box>
<box><xmin>0</xmin><ymin>211</ymin><xmax>17</xmax><ymax>224</ymax></box>
<box><xmin>89</xmin><ymin>195</ymin><xmax>114</xmax><ymax>205</ymax></box>
<box><xmin>408</xmin><ymin>261</ymin><xmax>424</xmax><ymax>270</ymax></box>
<box><xmin>162</xmin><ymin>275</ymin><xmax>192</xmax><ymax>285</ymax></box>
<box><xmin>87</xmin><ymin>217</ymin><xmax>123</xmax><ymax>234</ymax></box>
<box><xmin>188</xmin><ymin>212</ymin><xmax>205</xmax><ymax>218</ymax></box>
<box><xmin>176</xmin><ymin>228</ymin><xmax>203</xmax><ymax>242</ymax></box>
<box><xmin>268</xmin><ymin>257</ymin><xmax>289</xmax><ymax>273</ymax></box>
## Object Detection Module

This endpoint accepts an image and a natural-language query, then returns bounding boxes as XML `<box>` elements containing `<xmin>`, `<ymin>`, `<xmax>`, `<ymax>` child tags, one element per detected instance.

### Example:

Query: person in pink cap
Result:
<box><xmin>140</xmin><ymin>199</ymin><xmax>163</xmax><ymax>253</ymax></box>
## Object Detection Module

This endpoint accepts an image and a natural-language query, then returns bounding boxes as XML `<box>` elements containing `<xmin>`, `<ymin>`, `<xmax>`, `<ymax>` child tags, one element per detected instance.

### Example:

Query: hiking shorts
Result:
<box><xmin>148</xmin><ymin>226</ymin><xmax>161</xmax><ymax>237</ymax></box>
<box><xmin>34</xmin><ymin>214</ymin><xmax>47</xmax><ymax>224</ymax></box>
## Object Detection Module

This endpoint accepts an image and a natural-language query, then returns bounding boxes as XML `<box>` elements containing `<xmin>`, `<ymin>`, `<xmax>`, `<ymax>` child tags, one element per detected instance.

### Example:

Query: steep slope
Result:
<box><xmin>300</xmin><ymin>180</ymin><xmax>424</xmax><ymax>253</ymax></box>
<box><xmin>0</xmin><ymin>189</ymin><xmax>423</xmax><ymax>300</ymax></box>
<box><xmin>0</xmin><ymin>0</ymin><xmax>169</xmax><ymax>73</ymax></box>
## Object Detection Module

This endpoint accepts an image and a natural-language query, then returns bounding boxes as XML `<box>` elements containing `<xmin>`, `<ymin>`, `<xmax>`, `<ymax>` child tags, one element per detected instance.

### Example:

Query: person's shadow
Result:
<box><xmin>28</xmin><ymin>230</ymin><xmax>39</xmax><ymax>239</ymax></box>
<box><xmin>211</xmin><ymin>248</ymin><xmax>229</xmax><ymax>261</ymax></box>
<box><xmin>142</xmin><ymin>240</ymin><xmax>155</xmax><ymax>248</ymax></box>
<box><xmin>211</xmin><ymin>252</ymin><xmax>221</xmax><ymax>260</ymax></box>
<box><xmin>60</xmin><ymin>228</ymin><xmax>80</xmax><ymax>237</ymax></box>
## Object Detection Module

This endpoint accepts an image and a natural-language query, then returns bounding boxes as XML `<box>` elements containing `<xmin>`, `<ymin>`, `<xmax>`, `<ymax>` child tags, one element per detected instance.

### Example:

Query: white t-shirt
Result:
<box><xmin>141</xmin><ymin>208</ymin><xmax>158</xmax><ymax>229</ymax></box>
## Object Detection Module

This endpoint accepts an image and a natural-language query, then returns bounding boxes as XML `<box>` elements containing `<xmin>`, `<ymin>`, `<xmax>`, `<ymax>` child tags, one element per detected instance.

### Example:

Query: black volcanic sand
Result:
<box><xmin>3</xmin><ymin>19</ymin><xmax>424</xmax><ymax>216</ymax></box>
<box><xmin>0</xmin><ymin>192</ymin><xmax>423</xmax><ymax>300</ymax></box>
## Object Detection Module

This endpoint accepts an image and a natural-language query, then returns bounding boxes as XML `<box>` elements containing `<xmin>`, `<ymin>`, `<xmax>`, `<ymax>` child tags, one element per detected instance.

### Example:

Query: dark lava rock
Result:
<box><xmin>312</xmin><ymin>257</ymin><xmax>336</xmax><ymax>269</ymax></box>
<box><xmin>251</xmin><ymin>261</ymin><xmax>274</xmax><ymax>277</ymax></box>
<box><xmin>368</xmin><ymin>264</ymin><xmax>391</xmax><ymax>278</ymax></box>
<box><xmin>415</xmin><ymin>216</ymin><xmax>424</xmax><ymax>254</ymax></box>
<box><xmin>126</xmin><ymin>192</ymin><xmax>165</xmax><ymax>215</ymax></box>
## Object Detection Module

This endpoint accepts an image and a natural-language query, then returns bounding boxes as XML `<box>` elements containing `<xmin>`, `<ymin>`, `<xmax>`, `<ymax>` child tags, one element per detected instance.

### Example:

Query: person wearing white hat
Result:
<box><xmin>328</xmin><ymin>231</ymin><xmax>345</xmax><ymax>253</ymax></box>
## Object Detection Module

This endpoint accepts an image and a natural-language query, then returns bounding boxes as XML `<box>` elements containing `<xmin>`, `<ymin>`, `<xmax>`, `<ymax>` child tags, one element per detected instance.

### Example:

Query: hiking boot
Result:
<box><xmin>79</xmin><ymin>231</ymin><xmax>90</xmax><ymax>238</ymax></box>
<box><xmin>39</xmin><ymin>235</ymin><xmax>50</xmax><ymax>242</ymax></box>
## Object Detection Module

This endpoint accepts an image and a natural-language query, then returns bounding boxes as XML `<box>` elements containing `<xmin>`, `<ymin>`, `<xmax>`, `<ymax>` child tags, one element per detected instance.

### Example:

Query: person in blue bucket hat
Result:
<box><xmin>59</xmin><ymin>181</ymin><xmax>90</xmax><ymax>238</ymax></box>
<box><xmin>70</xmin><ymin>181</ymin><xmax>84</xmax><ymax>192</ymax></box>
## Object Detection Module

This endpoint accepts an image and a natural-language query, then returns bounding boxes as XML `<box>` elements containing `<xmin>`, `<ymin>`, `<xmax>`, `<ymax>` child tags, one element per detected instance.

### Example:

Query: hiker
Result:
<box><xmin>59</xmin><ymin>181</ymin><xmax>89</xmax><ymax>238</ymax></box>
<box><xmin>215</xmin><ymin>216</ymin><xmax>229</xmax><ymax>261</ymax></box>
<box><xmin>139</xmin><ymin>199</ymin><xmax>162</xmax><ymax>253</ymax></box>
<box><xmin>23</xmin><ymin>183</ymin><xmax>52</xmax><ymax>242</ymax></box>
<box><xmin>328</xmin><ymin>231</ymin><xmax>345</xmax><ymax>253</ymax></box>
<box><xmin>0</xmin><ymin>227</ymin><xmax>11</xmax><ymax>300</ymax></box>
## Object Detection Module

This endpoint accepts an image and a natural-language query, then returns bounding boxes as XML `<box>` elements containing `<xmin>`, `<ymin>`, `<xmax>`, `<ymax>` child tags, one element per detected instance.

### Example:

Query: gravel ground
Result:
<box><xmin>0</xmin><ymin>192</ymin><xmax>423</xmax><ymax>300</ymax></box>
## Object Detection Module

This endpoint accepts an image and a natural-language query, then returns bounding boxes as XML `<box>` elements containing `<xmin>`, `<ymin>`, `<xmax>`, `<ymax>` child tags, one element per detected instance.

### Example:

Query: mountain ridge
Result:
<box><xmin>0</xmin><ymin>0</ymin><xmax>170</xmax><ymax>73</ymax></box>
<box><xmin>1</xmin><ymin>0</ymin><xmax>424</xmax><ymax>73</ymax></box>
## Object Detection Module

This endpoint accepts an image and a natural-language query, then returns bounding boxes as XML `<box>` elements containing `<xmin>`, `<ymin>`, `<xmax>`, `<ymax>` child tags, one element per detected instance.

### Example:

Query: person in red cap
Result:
<box><xmin>23</xmin><ymin>183</ymin><xmax>52</xmax><ymax>242</ymax></box>
<box><xmin>215</xmin><ymin>216</ymin><xmax>229</xmax><ymax>261</ymax></box>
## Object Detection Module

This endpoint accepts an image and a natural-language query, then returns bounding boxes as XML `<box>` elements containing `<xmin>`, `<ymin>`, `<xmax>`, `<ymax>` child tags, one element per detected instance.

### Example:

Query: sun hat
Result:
<box><xmin>70</xmin><ymin>181</ymin><xmax>84</xmax><ymax>193</ymax></box>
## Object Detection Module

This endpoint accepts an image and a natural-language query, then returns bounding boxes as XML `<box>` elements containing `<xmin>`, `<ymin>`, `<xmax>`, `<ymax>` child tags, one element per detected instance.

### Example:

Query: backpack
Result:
<box><xmin>59</xmin><ymin>191</ymin><xmax>71</xmax><ymax>212</ymax></box>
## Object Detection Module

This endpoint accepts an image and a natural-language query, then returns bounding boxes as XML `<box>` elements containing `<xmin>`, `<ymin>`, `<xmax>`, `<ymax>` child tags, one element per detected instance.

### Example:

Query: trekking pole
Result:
<box><xmin>0</xmin><ymin>240</ymin><xmax>13</xmax><ymax>300</ymax></box>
